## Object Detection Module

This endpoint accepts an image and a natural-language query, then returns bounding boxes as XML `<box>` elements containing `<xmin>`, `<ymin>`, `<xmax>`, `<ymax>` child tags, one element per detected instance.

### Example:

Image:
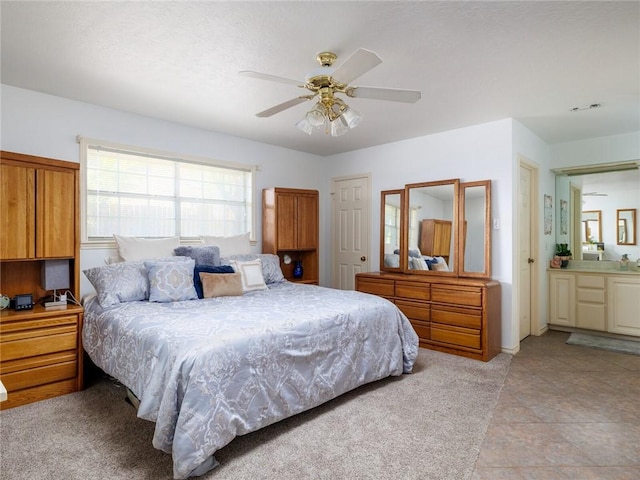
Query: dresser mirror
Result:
<box><xmin>617</xmin><ymin>208</ymin><xmax>636</xmax><ymax>245</ymax></box>
<box><xmin>460</xmin><ymin>180</ymin><xmax>491</xmax><ymax>278</ymax></box>
<box><xmin>582</xmin><ymin>210</ymin><xmax>602</xmax><ymax>243</ymax></box>
<box><xmin>380</xmin><ymin>189</ymin><xmax>405</xmax><ymax>271</ymax></box>
<box><xmin>404</xmin><ymin>179</ymin><xmax>459</xmax><ymax>275</ymax></box>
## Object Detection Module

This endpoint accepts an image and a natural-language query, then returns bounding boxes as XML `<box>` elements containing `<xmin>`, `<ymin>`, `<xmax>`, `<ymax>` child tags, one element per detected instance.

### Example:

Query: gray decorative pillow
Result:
<box><xmin>173</xmin><ymin>245</ymin><xmax>220</xmax><ymax>266</ymax></box>
<box><xmin>84</xmin><ymin>261</ymin><xmax>149</xmax><ymax>308</ymax></box>
<box><xmin>145</xmin><ymin>259</ymin><xmax>198</xmax><ymax>303</ymax></box>
<box><xmin>220</xmin><ymin>253</ymin><xmax>285</xmax><ymax>284</ymax></box>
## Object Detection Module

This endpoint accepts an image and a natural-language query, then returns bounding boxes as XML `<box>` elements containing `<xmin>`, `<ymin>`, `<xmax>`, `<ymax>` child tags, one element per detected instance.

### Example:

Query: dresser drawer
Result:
<box><xmin>1</xmin><ymin>360</ymin><xmax>77</xmax><ymax>391</ymax></box>
<box><xmin>0</xmin><ymin>330</ymin><xmax>77</xmax><ymax>363</ymax></box>
<box><xmin>409</xmin><ymin>318</ymin><xmax>430</xmax><ymax>340</ymax></box>
<box><xmin>431</xmin><ymin>305</ymin><xmax>482</xmax><ymax>329</ymax></box>
<box><xmin>431</xmin><ymin>323</ymin><xmax>481</xmax><ymax>349</ymax></box>
<box><xmin>431</xmin><ymin>285</ymin><xmax>482</xmax><ymax>307</ymax></box>
<box><xmin>396</xmin><ymin>299</ymin><xmax>430</xmax><ymax>321</ymax></box>
<box><xmin>356</xmin><ymin>277</ymin><xmax>395</xmax><ymax>297</ymax></box>
<box><xmin>395</xmin><ymin>281</ymin><xmax>430</xmax><ymax>301</ymax></box>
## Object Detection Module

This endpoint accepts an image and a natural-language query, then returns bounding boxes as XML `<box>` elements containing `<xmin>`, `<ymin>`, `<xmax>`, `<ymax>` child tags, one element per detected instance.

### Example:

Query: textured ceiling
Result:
<box><xmin>1</xmin><ymin>1</ymin><xmax>638</xmax><ymax>156</ymax></box>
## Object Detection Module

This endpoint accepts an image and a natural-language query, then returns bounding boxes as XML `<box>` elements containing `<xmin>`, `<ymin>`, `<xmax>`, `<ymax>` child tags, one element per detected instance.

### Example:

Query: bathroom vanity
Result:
<box><xmin>548</xmin><ymin>262</ymin><xmax>640</xmax><ymax>337</ymax></box>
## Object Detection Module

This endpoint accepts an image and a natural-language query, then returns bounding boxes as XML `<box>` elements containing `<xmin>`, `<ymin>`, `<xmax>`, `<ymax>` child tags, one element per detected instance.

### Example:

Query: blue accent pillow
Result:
<box><xmin>193</xmin><ymin>265</ymin><xmax>235</xmax><ymax>298</ymax></box>
<box><xmin>145</xmin><ymin>259</ymin><xmax>198</xmax><ymax>303</ymax></box>
<box><xmin>173</xmin><ymin>245</ymin><xmax>220</xmax><ymax>266</ymax></box>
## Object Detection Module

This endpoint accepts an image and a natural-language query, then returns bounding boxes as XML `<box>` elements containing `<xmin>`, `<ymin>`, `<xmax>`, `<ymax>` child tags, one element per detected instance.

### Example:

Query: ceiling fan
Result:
<box><xmin>239</xmin><ymin>48</ymin><xmax>421</xmax><ymax>136</ymax></box>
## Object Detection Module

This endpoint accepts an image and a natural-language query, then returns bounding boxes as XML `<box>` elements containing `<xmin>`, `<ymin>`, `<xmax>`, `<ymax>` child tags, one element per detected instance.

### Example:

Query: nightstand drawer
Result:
<box><xmin>1</xmin><ymin>360</ymin><xmax>77</xmax><ymax>391</ymax></box>
<box><xmin>431</xmin><ymin>323</ymin><xmax>481</xmax><ymax>349</ymax></box>
<box><xmin>0</xmin><ymin>330</ymin><xmax>77</xmax><ymax>362</ymax></box>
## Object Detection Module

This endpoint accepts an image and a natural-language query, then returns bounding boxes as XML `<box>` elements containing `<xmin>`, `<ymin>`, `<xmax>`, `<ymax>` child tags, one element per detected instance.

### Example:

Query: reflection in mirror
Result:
<box><xmin>617</xmin><ymin>208</ymin><xmax>636</xmax><ymax>245</ymax></box>
<box><xmin>405</xmin><ymin>179</ymin><xmax>458</xmax><ymax>274</ymax></box>
<box><xmin>554</xmin><ymin>163</ymin><xmax>640</xmax><ymax>261</ymax></box>
<box><xmin>582</xmin><ymin>210</ymin><xmax>602</xmax><ymax>243</ymax></box>
<box><xmin>460</xmin><ymin>180</ymin><xmax>491</xmax><ymax>278</ymax></box>
<box><xmin>380</xmin><ymin>189</ymin><xmax>404</xmax><ymax>271</ymax></box>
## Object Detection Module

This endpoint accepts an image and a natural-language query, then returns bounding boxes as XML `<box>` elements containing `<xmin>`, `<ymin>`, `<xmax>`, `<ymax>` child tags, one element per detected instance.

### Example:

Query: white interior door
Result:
<box><xmin>331</xmin><ymin>174</ymin><xmax>370</xmax><ymax>290</ymax></box>
<box><xmin>519</xmin><ymin>164</ymin><xmax>533</xmax><ymax>340</ymax></box>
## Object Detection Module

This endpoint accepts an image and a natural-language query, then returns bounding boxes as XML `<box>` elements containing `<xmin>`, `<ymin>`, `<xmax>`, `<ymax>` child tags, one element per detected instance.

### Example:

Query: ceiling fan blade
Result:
<box><xmin>256</xmin><ymin>96</ymin><xmax>311</xmax><ymax>117</ymax></box>
<box><xmin>331</xmin><ymin>48</ymin><xmax>382</xmax><ymax>84</ymax></box>
<box><xmin>349</xmin><ymin>86</ymin><xmax>422</xmax><ymax>103</ymax></box>
<box><xmin>239</xmin><ymin>71</ymin><xmax>303</xmax><ymax>86</ymax></box>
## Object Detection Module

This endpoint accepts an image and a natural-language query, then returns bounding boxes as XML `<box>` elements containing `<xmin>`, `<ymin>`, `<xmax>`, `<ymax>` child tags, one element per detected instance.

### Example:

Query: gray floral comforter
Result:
<box><xmin>83</xmin><ymin>282</ymin><xmax>419</xmax><ymax>479</ymax></box>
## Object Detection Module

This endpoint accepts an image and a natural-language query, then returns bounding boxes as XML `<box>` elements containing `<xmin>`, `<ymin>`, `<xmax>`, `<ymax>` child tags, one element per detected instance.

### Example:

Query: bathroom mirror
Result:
<box><xmin>617</xmin><ymin>208</ymin><xmax>636</xmax><ymax>245</ymax></box>
<box><xmin>460</xmin><ymin>180</ymin><xmax>491</xmax><ymax>278</ymax></box>
<box><xmin>582</xmin><ymin>210</ymin><xmax>602</xmax><ymax>243</ymax></box>
<box><xmin>380</xmin><ymin>189</ymin><xmax>404</xmax><ymax>272</ymax></box>
<box><xmin>404</xmin><ymin>179</ymin><xmax>459</xmax><ymax>275</ymax></box>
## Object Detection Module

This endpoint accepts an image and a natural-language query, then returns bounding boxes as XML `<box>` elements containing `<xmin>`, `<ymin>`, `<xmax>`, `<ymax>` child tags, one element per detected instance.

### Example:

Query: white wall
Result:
<box><xmin>551</xmin><ymin>131</ymin><xmax>640</xmax><ymax>168</ymax></box>
<box><xmin>1</xmin><ymin>85</ymin><xmax>330</xmax><ymax>292</ymax></box>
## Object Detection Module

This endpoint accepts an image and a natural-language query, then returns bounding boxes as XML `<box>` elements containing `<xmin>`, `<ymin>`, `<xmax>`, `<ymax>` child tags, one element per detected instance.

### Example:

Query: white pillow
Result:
<box><xmin>200</xmin><ymin>233</ymin><xmax>251</xmax><ymax>256</ymax></box>
<box><xmin>229</xmin><ymin>258</ymin><xmax>268</xmax><ymax>292</ymax></box>
<box><xmin>113</xmin><ymin>235</ymin><xmax>180</xmax><ymax>262</ymax></box>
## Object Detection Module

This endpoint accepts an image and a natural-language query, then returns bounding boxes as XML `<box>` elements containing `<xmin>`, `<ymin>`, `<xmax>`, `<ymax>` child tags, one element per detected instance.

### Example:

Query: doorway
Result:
<box><xmin>518</xmin><ymin>158</ymin><xmax>540</xmax><ymax>341</ymax></box>
<box><xmin>331</xmin><ymin>174</ymin><xmax>371</xmax><ymax>290</ymax></box>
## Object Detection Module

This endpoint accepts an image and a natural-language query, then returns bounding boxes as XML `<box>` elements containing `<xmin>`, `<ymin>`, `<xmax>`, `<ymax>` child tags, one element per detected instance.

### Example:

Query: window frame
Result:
<box><xmin>79</xmin><ymin>136</ymin><xmax>257</xmax><ymax>249</ymax></box>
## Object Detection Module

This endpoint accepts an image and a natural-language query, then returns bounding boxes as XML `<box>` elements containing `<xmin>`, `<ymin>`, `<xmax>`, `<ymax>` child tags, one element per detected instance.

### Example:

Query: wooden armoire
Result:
<box><xmin>262</xmin><ymin>187</ymin><xmax>319</xmax><ymax>284</ymax></box>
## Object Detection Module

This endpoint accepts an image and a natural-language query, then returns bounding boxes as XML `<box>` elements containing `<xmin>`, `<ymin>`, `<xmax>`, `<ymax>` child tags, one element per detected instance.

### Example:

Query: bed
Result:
<box><xmin>82</xmin><ymin>254</ymin><xmax>419</xmax><ymax>479</ymax></box>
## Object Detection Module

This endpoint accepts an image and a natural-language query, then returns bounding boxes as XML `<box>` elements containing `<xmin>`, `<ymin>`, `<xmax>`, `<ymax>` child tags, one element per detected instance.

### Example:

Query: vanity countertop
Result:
<box><xmin>548</xmin><ymin>260</ymin><xmax>640</xmax><ymax>275</ymax></box>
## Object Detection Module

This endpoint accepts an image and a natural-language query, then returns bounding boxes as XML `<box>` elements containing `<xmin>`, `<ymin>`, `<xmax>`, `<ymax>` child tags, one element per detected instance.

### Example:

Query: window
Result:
<box><xmin>79</xmin><ymin>138</ymin><xmax>256</xmax><ymax>245</ymax></box>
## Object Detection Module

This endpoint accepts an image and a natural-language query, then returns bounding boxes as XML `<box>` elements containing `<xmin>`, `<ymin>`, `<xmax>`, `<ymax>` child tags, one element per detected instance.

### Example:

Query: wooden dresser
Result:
<box><xmin>356</xmin><ymin>272</ymin><xmax>501</xmax><ymax>362</ymax></box>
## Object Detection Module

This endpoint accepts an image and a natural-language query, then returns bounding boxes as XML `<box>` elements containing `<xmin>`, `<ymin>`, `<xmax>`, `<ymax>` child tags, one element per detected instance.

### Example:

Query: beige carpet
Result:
<box><xmin>0</xmin><ymin>348</ymin><xmax>511</xmax><ymax>480</ymax></box>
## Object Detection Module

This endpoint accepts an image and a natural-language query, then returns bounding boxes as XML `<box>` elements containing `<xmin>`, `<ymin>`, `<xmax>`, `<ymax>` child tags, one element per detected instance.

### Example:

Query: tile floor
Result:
<box><xmin>471</xmin><ymin>330</ymin><xmax>640</xmax><ymax>480</ymax></box>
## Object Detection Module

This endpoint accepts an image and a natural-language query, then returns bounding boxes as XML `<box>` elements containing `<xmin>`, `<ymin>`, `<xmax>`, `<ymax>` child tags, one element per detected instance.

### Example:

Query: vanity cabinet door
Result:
<box><xmin>549</xmin><ymin>272</ymin><xmax>575</xmax><ymax>327</ymax></box>
<box><xmin>607</xmin><ymin>276</ymin><xmax>640</xmax><ymax>336</ymax></box>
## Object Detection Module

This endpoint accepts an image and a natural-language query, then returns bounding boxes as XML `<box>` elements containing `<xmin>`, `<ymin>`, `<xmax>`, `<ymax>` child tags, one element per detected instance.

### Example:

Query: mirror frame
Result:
<box><xmin>459</xmin><ymin>180</ymin><xmax>491</xmax><ymax>279</ymax></box>
<box><xmin>380</xmin><ymin>189</ymin><xmax>405</xmax><ymax>272</ymax></box>
<box><xmin>582</xmin><ymin>210</ymin><xmax>602</xmax><ymax>244</ymax></box>
<box><xmin>403</xmin><ymin>178</ymin><xmax>460</xmax><ymax>276</ymax></box>
<box><xmin>616</xmin><ymin>208</ymin><xmax>637</xmax><ymax>245</ymax></box>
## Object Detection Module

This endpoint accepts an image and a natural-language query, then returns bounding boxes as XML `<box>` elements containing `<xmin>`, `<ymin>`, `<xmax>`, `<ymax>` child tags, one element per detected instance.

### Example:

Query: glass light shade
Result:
<box><xmin>330</xmin><ymin>117</ymin><xmax>349</xmax><ymax>136</ymax></box>
<box><xmin>296</xmin><ymin>118</ymin><xmax>313</xmax><ymax>135</ymax></box>
<box><xmin>306</xmin><ymin>103</ymin><xmax>326</xmax><ymax>127</ymax></box>
<box><xmin>341</xmin><ymin>107</ymin><xmax>362</xmax><ymax>129</ymax></box>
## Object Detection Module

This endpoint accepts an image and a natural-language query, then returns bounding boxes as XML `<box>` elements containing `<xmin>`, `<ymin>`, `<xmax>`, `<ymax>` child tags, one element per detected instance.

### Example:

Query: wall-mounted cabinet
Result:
<box><xmin>262</xmin><ymin>187</ymin><xmax>319</xmax><ymax>284</ymax></box>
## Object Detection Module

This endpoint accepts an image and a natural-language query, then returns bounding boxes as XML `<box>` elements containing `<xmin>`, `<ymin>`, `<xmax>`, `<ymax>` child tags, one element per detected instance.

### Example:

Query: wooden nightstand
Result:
<box><xmin>0</xmin><ymin>304</ymin><xmax>84</xmax><ymax>409</ymax></box>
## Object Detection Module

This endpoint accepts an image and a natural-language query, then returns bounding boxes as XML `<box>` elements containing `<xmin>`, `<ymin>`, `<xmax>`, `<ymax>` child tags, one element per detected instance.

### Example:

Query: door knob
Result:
<box><xmin>528</xmin><ymin>258</ymin><xmax>535</xmax><ymax>264</ymax></box>
<box><xmin>360</xmin><ymin>256</ymin><xmax>366</xmax><ymax>261</ymax></box>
